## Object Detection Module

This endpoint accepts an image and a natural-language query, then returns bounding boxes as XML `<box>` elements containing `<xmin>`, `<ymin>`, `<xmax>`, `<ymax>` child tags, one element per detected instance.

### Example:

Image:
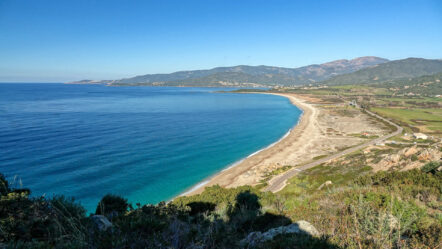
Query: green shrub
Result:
<box><xmin>354</xmin><ymin>169</ymin><xmax>441</xmax><ymax>193</ymax></box>
<box><xmin>95</xmin><ymin>194</ymin><xmax>129</xmax><ymax>217</ymax></box>
<box><xmin>251</xmin><ymin>212</ymin><xmax>292</xmax><ymax>232</ymax></box>
<box><xmin>173</xmin><ymin>185</ymin><xmax>272</xmax><ymax>209</ymax></box>
<box><xmin>421</xmin><ymin>161</ymin><xmax>440</xmax><ymax>174</ymax></box>
<box><xmin>347</xmin><ymin>194</ymin><xmax>426</xmax><ymax>248</ymax></box>
<box><xmin>259</xmin><ymin>233</ymin><xmax>339</xmax><ymax>249</ymax></box>
<box><xmin>234</xmin><ymin>190</ymin><xmax>261</xmax><ymax>211</ymax></box>
<box><xmin>51</xmin><ymin>195</ymin><xmax>86</xmax><ymax>218</ymax></box>
<box><xmin>0</xmin><ymin>173</ymin><xmax>9</xmax><ymax>196</ymax></box>
<box><xmin>0</xmin><ymin>177</ymin><xmax>87</xmax><ymax>245</ymax></box>
<box><xmin>408</xmin><ymin>222</ymin><xmax>442</xmax><ymax>249</ymax></box>
<box><xmin>410</xmin><ymin>154</ymin><xmax>418</xmax><ymax>161</ymax></box>
<box><xmin>186</xmin><ymin>201</ymin><xmax>216</xmax><ymax>215</ymax></box>
<box><xmin>392</xmin><ymin>198</ymin><xmax>426</xmax><ymax>233</ymax></box>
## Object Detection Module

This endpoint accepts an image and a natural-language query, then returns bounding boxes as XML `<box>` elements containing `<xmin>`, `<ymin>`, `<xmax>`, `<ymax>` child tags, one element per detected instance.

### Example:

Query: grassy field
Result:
<box><xmin>376</xmin><ymin>96</ymin><xmax>440</xmax><ymax>103</ymax></box>
<box><xmin>329</xmin><ymin>85</ymin><xmax>392</xmax><ymax>95</ymax></box>
<box><xmin>371</xmin><ymin>107</ymin><xmax>442</xmax><ymax>134</ymax></box>
<box><xmin>278</xmin><ymin>85</ymin><xmax>392</xmax><ymax>96</ymax></box>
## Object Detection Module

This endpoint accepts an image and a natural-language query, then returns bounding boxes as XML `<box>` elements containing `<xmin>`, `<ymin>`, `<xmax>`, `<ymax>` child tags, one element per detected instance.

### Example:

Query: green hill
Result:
<box><xmin>379</xmin><ymin>72</ymin><xmax>442</xmax><ymax>96</ymax></box>
<box><xmin>320</xmin><ymin>58</ymin><xmax>442</xmax><ymax>86</ymax></box>
<box><xmin>162</xmin><ymin>71</ymin><xmax>304</xmax><ymax>86</ymax></box>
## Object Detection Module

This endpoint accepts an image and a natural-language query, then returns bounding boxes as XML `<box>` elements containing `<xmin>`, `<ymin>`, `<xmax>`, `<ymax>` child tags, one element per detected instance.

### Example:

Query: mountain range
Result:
<box><xmin>71</xmin><ymin>56</ymin><xmax>389</xmax><ymax>86</ymax></box>
<box><xmin>70</xmin><ymin>57</ymin><xmax>442</xmax><ymax>87</ymax></box>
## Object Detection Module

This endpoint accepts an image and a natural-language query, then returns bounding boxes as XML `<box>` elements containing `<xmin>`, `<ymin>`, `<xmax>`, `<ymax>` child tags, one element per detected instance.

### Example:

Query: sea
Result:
<box><xmin>0</xmin><ymin>83</ymin><xmax>301</xmax><ymax>212</ymax></box>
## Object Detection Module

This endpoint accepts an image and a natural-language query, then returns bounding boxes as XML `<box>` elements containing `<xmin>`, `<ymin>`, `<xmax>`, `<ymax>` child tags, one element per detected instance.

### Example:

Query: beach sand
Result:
<box><xmin>184</xmin><ymin>93</ymin><xmax>389</xmax><ymax>196</ymax></box>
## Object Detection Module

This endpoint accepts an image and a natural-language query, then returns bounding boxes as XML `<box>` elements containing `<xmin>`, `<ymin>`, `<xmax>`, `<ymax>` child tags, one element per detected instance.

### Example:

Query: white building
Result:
<box><xmin>413</xmin><ymin>133</ymin><xmax>428</xmax><ymax>140</ymax></box>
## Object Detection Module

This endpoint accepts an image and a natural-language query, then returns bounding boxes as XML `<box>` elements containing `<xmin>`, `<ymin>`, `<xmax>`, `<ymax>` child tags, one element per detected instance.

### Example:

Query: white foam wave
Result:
<box><xmin>178</xmin><ymin>180</ymin><xmax>210</xmax><ymax>197</ymax></box>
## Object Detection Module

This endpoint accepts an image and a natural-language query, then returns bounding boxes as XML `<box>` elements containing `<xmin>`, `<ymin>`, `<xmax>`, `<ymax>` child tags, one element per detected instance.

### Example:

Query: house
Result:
<box><xmin>349</xmin><ymin>100</ymin><xmax>357</xmax><ymax>106</ymax></box>
<box><xmin>413</xmin><ymin>133</ymin><xmax>428</xmax><ymax>140</ymax></box>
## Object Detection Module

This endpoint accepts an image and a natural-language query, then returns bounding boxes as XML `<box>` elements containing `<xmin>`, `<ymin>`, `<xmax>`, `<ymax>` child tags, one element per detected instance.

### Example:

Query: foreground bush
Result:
<box><xmin>0</xmin><ymin>167</ymin><xmax>440</xmax><ymax>248</ymax></box>
<box><xmin>0</xmin><ymin>175</ymin><xmax>88</xmax><ymax>247</ymax></box>
<box><xmin>95</xmin><ymin>194</ymin><xmax>130</xmax><ymax>217</ymax></box>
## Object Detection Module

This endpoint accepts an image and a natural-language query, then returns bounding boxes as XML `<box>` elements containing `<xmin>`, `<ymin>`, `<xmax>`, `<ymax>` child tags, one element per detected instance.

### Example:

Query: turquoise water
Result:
<box><xmin>0</xmin><ymin>84</ymin><xmax>301</xmax><ymax>212</ymax></box>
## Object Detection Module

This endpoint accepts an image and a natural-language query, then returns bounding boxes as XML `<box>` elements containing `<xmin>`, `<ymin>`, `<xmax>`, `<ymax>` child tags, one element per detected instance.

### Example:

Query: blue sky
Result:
<box><xmin>0</xmin><ymin>0</ymin><xmax>441</xmax><ymax>82</ymax></box>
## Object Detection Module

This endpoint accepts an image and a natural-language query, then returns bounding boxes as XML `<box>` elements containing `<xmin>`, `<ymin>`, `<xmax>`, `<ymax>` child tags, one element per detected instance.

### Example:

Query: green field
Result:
<box><xmin>371</xmin><ymin>107</ymin><xmax>442</xmax><ymax>133</ymax></box>
<box><xmin>373</xmin><ymin>97</ymin><xmax>441</xmax><ymax>109</ymax></box>
<box><xmin>290</xmin><ymin>85</ymin><xmax>392</xmax><ymax>96</ymax></box>
<box><xmin>376</xmin><ymin>96</ymin><xmax>440</xmax><ymax>103</ymax></box>
<box><xmin>330</xmin><ymin>85</ymin><xmax>392</xmax><ymax>95</ymax></box>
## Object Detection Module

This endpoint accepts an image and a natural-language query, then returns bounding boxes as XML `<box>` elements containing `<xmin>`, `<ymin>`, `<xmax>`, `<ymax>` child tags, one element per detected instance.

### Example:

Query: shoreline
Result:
<box><xmin>179</xmin><ymin>123</ymin><xmax>296</xmax><ymax>197</ymax></box>
<box><xmin>179</xmin><ymin>92</ymin><xmax>313</xmax><ymax>197</ymax></box>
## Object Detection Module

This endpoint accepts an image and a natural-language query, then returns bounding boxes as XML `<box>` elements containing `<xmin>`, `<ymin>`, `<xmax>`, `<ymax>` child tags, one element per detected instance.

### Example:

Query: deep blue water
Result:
<box><xmin>0</xmin><ymin>83</ymin><xmax>301</xmax><ymax>212</ymax></box>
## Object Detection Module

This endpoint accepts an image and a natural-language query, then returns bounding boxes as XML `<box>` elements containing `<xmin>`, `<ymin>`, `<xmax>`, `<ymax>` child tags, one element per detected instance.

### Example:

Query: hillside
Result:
<box><xmin>151</xmin><ymin>71</ymin><xmax>300</xmax><ymax>87</ymax></box>
<box><xmin>379</xmin><ymin>72</ymin><xmax>442</xmax><ymax>96</ymax></box>
<box><xmin>2</xmin><ymin>144</ymin><xmax>440</xmax><ymax>248</ymax></box>
<box><xmin>71</xmin><ymin>56</ymin><xmax>388</xmax><ymax>86</ymax></box>
<box><xmin>320</xmin><ymin>58</ymin><xmax>442</xmax><ymax>86</ymax></box>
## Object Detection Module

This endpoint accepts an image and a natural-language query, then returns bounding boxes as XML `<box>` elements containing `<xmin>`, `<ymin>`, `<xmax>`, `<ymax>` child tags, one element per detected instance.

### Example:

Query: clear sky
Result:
<box><xmin>0</xmin><ymin>0</ymin><xmax>441</xmax><ymax>82</ymax></box>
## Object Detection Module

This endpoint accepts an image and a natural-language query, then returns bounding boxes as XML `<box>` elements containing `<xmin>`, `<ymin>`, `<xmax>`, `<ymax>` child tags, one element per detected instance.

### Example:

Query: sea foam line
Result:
<box><xmin>176</xmin><ymin>126</ymin><xmax>294</xmax><ymax>198</ymax></box>
<box><xmin>179</xmin><ymin>180</ymin><xmax>210</xmax><ymax>197</ymax></box>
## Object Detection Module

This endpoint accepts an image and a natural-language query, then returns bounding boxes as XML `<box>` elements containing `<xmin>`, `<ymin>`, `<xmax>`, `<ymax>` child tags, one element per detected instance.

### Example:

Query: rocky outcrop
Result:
<box><xmin>418</xmin><ymin>149</ymin><xmax>433</xmax><ymax>161</ymax></box>
<box><xmin>403</xmin><ymin>146</ymin><xmax>418</xmax><ymax>157</ymax></box>
<box><xmin>371</xmin><ymin>143</ymin><xmax>441</xmax><ymax>172</ymax></box>
<box><xmin>241</xmin><ymin>220</ymin><xmax>319</xmax><ymax>246</ymax></box>
<box><xmin>375</xmin><ymin>154</ymin><xmax>401</xmax><ymax>171</ymax></box>
<box><xmin>91</xmin><ymin>215</ymin><xmax>112</xmax><ymax>231</ymax></box>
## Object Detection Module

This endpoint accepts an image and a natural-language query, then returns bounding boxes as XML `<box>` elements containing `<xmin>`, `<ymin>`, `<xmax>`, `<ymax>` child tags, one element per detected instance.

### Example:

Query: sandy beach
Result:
<box><xmin>184</xmin><ymin>93</ymin><xmax>389</xmax><ymax>196</ymax></box>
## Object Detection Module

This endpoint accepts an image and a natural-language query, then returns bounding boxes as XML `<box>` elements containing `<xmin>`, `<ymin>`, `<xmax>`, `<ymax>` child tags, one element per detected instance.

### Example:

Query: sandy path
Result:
<box><xmin>183</xmin><ymin>93</ymin><xmax>316</xmax><ymax>195</ymax></box>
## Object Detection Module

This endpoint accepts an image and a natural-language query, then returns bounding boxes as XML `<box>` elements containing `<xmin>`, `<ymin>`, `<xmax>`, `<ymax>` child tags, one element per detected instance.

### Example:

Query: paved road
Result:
<box><xmin>385</xmin><ymin>141</ymin><xmax>430</xmax><ymax>146</ymax></box>
<box><xmin>264</xmin><ymin>108</ymin><xmax>403</xmax><ymax>193</ymax></box>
